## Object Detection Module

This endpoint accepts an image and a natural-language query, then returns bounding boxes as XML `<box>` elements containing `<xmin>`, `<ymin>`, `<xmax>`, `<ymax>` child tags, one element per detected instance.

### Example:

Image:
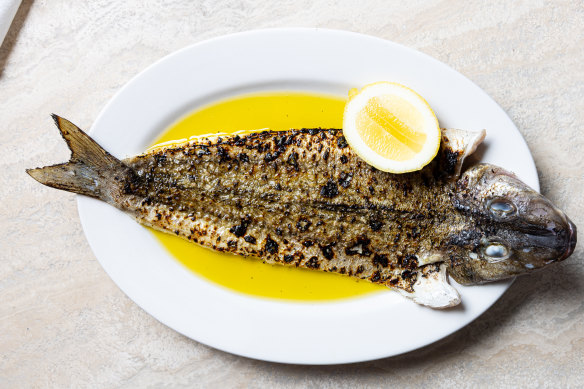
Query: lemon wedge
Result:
<box><xmin>343</xmin><ymin>82</ymin><xmax>440</xmax><ymax>173</ymax></box>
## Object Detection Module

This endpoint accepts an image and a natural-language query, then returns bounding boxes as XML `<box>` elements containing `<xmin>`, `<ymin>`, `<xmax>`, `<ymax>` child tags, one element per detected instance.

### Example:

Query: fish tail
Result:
<box><xmin>26</xmin><ymin>115</ymin><xmax>131</xmax><ymax>202</ymax></box>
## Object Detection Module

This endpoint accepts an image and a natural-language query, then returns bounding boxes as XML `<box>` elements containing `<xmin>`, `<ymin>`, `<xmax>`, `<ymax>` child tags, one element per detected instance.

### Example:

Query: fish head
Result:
<box><xmin>447</xmin><ymin>164</ymin><xmax>577</xmax><ymax>285</ymax></box>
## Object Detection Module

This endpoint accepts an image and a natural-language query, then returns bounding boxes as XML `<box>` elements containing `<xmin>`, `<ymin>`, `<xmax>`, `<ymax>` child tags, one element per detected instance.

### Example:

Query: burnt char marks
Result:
<box><xmin>229</xmin><ymin>224</ymin><xmax>247</xmax><ymax>237</ymax></box>
<box><xmin>244</xmin><ymin>235</ymin><xmax>257</xmax><ymax>244</ymax></box>
<box><xmin>296</xmin><ymin>217</ymin><xmax>312</xmax><ymax>232</ymax></box>
<box><xmin>274</xmin><ymin>134</ymin><xmax>293</xmax><ymax>148</ymax></box>
<box><xmin>229</xmin><ymin>218</ymin><xmax>250</xmax><ymax>237</ymax></box>
<box><xmin>154</xmin><ymin>153</ymin><xmax>167</xmax><ymax>166</ymax></box>
<box><xmin>338</xmin><ymin>172</ymin><xmax>353</xmax><ymax>188</ymax></box>
<box><xmin>372</xmin><ymin>254</ymin><xmax>389</xmax><ymax>268</ymax></box>
<box><xmin>259</xmin><ymin>132</ymin><xmax>298</xmax><ymax>163</ymax></box>
<box><xmin>197</xmin><ymin>128</ymin><xmax>349</xmax><ymax>173</ymax></box>
<box><xmin>264</xmin><ymin>236</ymin><xmax>279</xmax><ymax>254</ymax></box>
<box><xmin>320</xmin><ymin>243</ymin><xmax>336</xmax><ymax>260</ymax></box>
<box><xmin>442</xmin><ymin>148</ymin><xmax>461</xmax><ymax>175</ymax></box>
<box><xmin>306</xmin><ymin>256</ymin><xmax>320</xmax><ymax>269</ymax></box>
<box><xmin>369</xmin><ymin>219</ymin><xmax>383</xmax><ymax>231</ymax></box>
<box><xmin>123</xmin><ymin>169</ymin><xmax>144</xmax><ymax>195</ymax></box>
<box><xmin>238</xmin><ymin>153</ymin><xmax>249</xmax><ymax>163</ymax></box>
<box><xmin>264</xmin><ymin>150</ymin><xmax>281</xmax><ymax>162</ymax></box>
<box><xmin>345</xmin><ymin>236</ymin><xmax>372</xmax><ymax>257</ymax></box>
<box><xmin>287</xmin><ymin>152</ymin><xmax>299</xmax><ymax>171</ymax></box>
<box><xmin>320</xmin><ymin>180</ymin><xmax>339</xmax><ymax>198</ymax></box>
<box><xmin>216</xmin><ymin>146</ymin><xmax>230</xmax><ymax>162</ymax></box>
<box><xmin>196</xmin><ymin>145</ymin><xmax>211</xmax><ymax>156</ymax></box>
<box><xmin>397</xmin><ymin>254</ymin><xmax>419</xmax><ymax>269</ymax></box>
<box><xmin>401</xmin><ymin>270</ymin><xmax>416</xmax><ymax>282</ymax></box>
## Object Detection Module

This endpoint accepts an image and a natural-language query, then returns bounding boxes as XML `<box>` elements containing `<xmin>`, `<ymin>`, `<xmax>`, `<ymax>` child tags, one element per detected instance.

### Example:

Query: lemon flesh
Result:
<box><xmin>343</xmin><ymin>82</ymin><xmax>440</xmax><ymax>173</ymax></box>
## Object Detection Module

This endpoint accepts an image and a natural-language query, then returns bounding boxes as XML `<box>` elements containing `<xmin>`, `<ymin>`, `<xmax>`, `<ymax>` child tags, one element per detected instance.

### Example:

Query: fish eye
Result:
<box><xmin>482</xmin><ymin>242</ymin><xmax>510</xmax><ymax>262</ymax></box>
<box><xmin>488</xmin><ymin>198</ymin><xmax>516</xmax><ymax>219</ymax></box>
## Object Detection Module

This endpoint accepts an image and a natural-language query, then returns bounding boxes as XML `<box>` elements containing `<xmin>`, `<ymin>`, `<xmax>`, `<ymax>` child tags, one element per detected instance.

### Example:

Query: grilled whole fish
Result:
<box><xmin>27</xmin><ymin>116</ymin><xmax>577</xmax><ymax>308</ymax></box>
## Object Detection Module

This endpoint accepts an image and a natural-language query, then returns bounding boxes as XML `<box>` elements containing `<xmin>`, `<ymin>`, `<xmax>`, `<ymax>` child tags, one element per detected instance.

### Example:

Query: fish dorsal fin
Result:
<box><xmin>438</xmin><ymin>129</ymin><xmax>486</xmax><ymax>178</ymax></box>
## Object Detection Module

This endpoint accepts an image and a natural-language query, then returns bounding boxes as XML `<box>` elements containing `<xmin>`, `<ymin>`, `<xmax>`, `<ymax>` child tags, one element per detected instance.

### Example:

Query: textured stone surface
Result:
<box><xmin>1</xmin><ymin>0</ymin><xmax>583</xmax><ymax>387</ymax></box>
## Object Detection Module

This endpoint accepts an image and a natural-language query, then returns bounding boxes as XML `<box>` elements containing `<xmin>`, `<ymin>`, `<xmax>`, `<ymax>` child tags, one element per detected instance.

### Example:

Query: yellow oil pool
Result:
<box><xmin>149</xmin><ymin>92</ymin><xmax>386</xmax><ymax>300</ymax></box>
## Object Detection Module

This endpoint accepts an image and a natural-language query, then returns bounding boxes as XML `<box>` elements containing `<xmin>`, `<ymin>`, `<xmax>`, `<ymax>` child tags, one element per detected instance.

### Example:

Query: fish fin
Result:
<box><xmin>439</xmin><ymin>128</ymin><xmax>486</xmax><ymax>178</ymax></box>
<box><xmin>416</xmin><ymin>251</ymin><xmax>444</xmax><ymax>266</ymax></box>
<box><xmin>26</xmin><ymin>115</ymin><xmax>131</xmax><ymax>203</ymax></box>
<box><xmin>398</xmin><ymin>264</ymin><xmax>461</xmax><ymax>308</ymax></box>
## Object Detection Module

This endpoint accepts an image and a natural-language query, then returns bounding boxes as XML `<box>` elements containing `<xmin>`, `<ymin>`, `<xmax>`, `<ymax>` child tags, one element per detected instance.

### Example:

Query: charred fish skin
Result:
<box><xmin>123</xmin><ymin>127</ymin><xmax>463</xmax><ymax>295</ymax></box>
<box><xmin>26</xmin><ymin>116</ymin><xmax>578</xmax><ymax>308</ymax></box>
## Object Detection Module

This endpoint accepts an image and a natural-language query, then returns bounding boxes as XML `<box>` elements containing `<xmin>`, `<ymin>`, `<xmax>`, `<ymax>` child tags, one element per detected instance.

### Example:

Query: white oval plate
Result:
<box><xmin>78</xmin><ymin>28</ymin><xmax>538</xmax><ymax>364</ymax></box>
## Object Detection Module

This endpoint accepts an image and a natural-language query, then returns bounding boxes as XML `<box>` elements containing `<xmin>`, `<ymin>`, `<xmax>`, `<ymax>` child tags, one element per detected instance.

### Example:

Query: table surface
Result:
<box><xmin>1</xmin><ymin>1</ymin><xmax>582</xmax><ymax>387</ymax></box>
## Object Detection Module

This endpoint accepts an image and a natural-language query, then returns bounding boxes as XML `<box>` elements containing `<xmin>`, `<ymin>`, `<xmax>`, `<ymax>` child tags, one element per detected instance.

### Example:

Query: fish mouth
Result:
<box><xmin>520</xmin><ymin>197</ymin><xmax>577</xmax><ymax>263</ymax></box>
<box><xmin>560</xmin><ymin>216</ymin><xmax>577</xmax><ymax>261</ymax></box>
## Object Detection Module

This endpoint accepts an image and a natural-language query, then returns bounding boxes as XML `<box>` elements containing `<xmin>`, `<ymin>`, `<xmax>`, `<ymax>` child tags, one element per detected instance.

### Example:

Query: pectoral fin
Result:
<box><xmin>398</xmin><ymin>264</ymin><xmax>461</xmax><ymax>308</ymax></box>
<box><xmin>417</xmin><ymin>251</ymin><xmax>445</xmax><ymax>266</ymax></box>
<box><xmin>438</xmin><ymin>128</ymin><xmax>486</xmax><ymax>178</ymax></box>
